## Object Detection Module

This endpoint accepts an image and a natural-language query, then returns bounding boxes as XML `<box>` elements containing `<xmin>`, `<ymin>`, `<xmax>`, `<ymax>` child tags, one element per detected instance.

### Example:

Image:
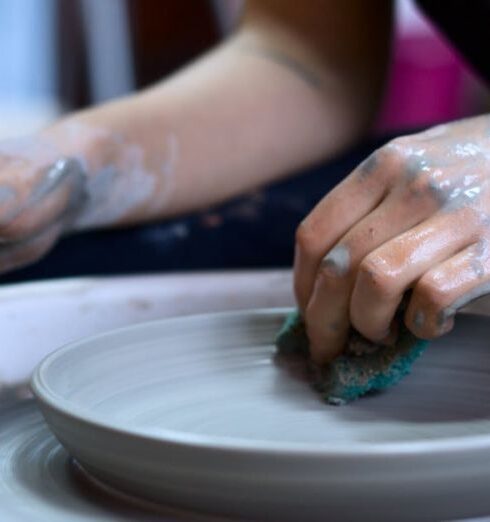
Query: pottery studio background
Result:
<box><xmin>2</xmin><ymin>0</ymin><xmax>489</xmax><ymax>139</ymax></box>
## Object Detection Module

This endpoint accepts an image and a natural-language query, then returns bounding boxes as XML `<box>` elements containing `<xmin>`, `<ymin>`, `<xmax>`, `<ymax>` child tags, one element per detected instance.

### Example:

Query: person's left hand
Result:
<box><xmin>294</xmin><ymin>115</ymin><xmax>490</xmax><ymax>364</ymax></box>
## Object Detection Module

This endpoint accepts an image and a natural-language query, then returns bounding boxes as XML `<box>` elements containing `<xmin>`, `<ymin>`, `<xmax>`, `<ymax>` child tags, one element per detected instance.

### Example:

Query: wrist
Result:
<box><xmin>40</xmin><ymin>118</ymin><xmax>156</xmax><ymax>230</ymax></box>
<box><xmin>40</xmin><ymin>118</ymin><xmax>121</xmax><ymax>177</ymax></box>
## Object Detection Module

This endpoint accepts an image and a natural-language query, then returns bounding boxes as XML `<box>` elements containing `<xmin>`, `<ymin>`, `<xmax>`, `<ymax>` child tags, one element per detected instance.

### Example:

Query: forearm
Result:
<box><xmin>42</xmin><ymin>7</ymin><xmax>390</xmax><ymax>230</ymax></box>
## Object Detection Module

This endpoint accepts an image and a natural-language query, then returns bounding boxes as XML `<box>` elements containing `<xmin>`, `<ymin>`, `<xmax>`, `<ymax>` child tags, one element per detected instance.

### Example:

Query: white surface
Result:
<box><xmin>0</xmin><ymin>271</ymin><xmax>293</xmax><ymax>385</ymax></box>
<box><xmin>0</xmin><ymin>101</ymin><xmax>61</xmax><ymax>139</ymax></box>
<box><xmin>0</xmin><ymin>398</ymin><xmax>235</xmax><ymax>522</ymax></box>
<box><xmin>81</xmin><ymin>0</ymin><xmax>135</xmax><ymax>102</ymax></box>
<box><xmin>0</xmin><ymin>0</ymin><xmax>60</xmax><ymax>138</ymax></box>
<box><xmin>0</xmin><ymin>0</ymin><xmax>57</xmax><ymax>104</ymax></box>
<box><xmin>32</xmin><ymin>309</ymin><xmax>490</xmax><ymax>521</ymax></box>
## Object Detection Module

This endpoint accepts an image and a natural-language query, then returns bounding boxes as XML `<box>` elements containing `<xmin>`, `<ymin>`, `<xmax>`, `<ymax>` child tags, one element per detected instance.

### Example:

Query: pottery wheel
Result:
<box><xmin>0</xmin><ymin>272</ymin><xmax>293</xmax><ymax>522</ymax></box>
<box><xmin>0</xmin><ymin>388</ymin><xmax>232</xmax><ymax>522</ymax></box>
<box><xmin>1</xmin><ymin>273</ymin><xmax>490</xmax><ymax>522</ymax></box>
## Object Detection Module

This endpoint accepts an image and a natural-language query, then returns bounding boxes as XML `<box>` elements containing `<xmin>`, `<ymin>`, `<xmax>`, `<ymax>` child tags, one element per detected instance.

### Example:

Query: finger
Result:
<box><xmin>294</xmin><ymin>147</ymin><xmax>397</xmax><ymax>311</ymax></box>
<box><xmin>350</xmin><ymin>206</ymin><xmax>482</xmax><ymax>341</ymax></box>
<box><xmin>0</xmin><ymin>158</ymin><xmax>85</xmax><ymax>241</ymax></box>
<box><xmin>405</xmin><ymin>240</ymin><xmax>490</xmax><ymax>338</ymax></box>
<box><xmin>0</xmin><ymin>184</ymin><xmax>18</xmax><ymax>223</ymax></box>
<box><xmin>0</xmin><ymin>220</ymin><xmax>63</xmax><ymax>274</ymax></box>
<box><xmin>304</xmin><ymin>189</ymin><xmax>436</xmax><ymax>364</ymax></box>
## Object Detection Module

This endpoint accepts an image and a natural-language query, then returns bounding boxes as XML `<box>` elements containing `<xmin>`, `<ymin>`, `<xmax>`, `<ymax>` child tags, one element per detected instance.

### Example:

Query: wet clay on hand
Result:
<box><xmin>294</xmin><ymin>115</ymin><xmax>490</xmax><ymax>364</ymax></box>
<box><xmin>0</xmin><ymin>121</ymin><xmax>177</xmax><ymax>274</ymax></box>
<box><xmin>0</xmin><ymin>135</ymin><xmax>88</xmax><ymax>273</ymax></box>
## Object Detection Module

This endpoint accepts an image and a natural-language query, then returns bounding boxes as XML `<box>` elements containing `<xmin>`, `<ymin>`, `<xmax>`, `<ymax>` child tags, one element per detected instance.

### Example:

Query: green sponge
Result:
<box><xmin>276</xmin><ymin>310</ymin><xmax>429</xmax><ymax>405</ymax></box>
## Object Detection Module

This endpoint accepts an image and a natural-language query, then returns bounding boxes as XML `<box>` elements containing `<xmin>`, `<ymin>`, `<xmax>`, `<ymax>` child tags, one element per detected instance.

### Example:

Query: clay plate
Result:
<box><xmin>32</xmin><ymin>309</ymin><xmax>490</xmax><ymax>521</ymax></box>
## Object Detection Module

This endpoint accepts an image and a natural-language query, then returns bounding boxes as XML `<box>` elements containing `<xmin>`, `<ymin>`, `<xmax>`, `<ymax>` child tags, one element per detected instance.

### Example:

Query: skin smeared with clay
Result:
<box><xmin>46</xmin><ymin>122</ymin><xmax>177</xmax><ymax>230</ymax></box>
<box><xmin>413</xmin><ymin>309</ymin><xmax>426</xmax><ymax>330</ymax></box>
<box><xmin>321</xmin><ymin>244</ymin><xmax>351</xmax><ymax>276</ymax></box>
<box><xmin>358</xmin><ymin>153</ymin><xmax>378</xmax><ymax>177</ymax></box>
<box><xmin>0</xmin><ymin>121</ymin><xmax>177</xmax><ymax>272</ymax></box>
<box><xmin>73</xmin><ymin>142</ymin><xmax>157</xmax><ymax>229</ymax></box>
<box><xmin>294</xmin><ymin>114</ymin><xmax>490</xmax><ymax>364</ymax></box>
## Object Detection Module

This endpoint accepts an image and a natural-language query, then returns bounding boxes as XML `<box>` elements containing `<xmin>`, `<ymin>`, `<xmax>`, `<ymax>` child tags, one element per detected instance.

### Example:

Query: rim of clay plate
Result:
<box><xmin>31</xmin><ymin>308</ymin><xmax>490</xmax><ymax>459</ymax></box>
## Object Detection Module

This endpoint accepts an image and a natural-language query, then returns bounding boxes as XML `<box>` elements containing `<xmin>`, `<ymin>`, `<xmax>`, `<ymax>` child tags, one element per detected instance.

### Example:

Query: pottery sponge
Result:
<box><xmin>276</xmin><ymin>310</ymin><xmax>429</xmax><ymax>405</ymax></box>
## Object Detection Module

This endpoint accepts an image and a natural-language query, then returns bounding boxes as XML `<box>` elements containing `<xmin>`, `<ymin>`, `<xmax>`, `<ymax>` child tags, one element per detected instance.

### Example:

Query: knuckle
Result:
<box><xmin>414</xmin><ymin>276</ymin><xmax>451</xmax><ymax>311</ymax></box>
<box><xmin>374</xmin><ymin>142</ymin><xmax>407</xmax><ymax>180</ymax></box>
<box><xmin>387</xmin><ymin>136</ymin><xmax>411</xmax><ymax>151</ymax></box>
<box><xmin>405</xmin><ymin>175</ymin><xmax>432</xmax><ymax>199</ymax></box>
<box><xmin>320</xmin><ymin>244</ymin><xmax>351</xmax><ymax>279</ymax></box>
<box><xmin>295</xmin><ymin>221</ymin><xmax>320</xmax><ymax>256</ymax></box>
<box><xmin>358</xmin><ymin>255</ymin><xmax>397</xmax><ymax>299</ymax></box>
<box><xmin>358</xmin><ymin>151</ymin><xmax>379</xmax><ymax>177</ymax></box>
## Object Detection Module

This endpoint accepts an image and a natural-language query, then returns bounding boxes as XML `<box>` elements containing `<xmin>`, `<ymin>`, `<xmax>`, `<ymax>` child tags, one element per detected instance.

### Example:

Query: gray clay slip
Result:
<box><xmin>321</xmin><ymin>245</ymin><xmax>351</xmax><ymax>277</ymax></box>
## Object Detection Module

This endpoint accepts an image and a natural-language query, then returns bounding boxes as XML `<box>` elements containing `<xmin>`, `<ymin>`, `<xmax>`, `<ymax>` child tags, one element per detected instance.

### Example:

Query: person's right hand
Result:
<box><xmin>0</xmin><ymin>135</ymin><xmax>87</xmax><ymax>273</ymax></box>
<box><xmin>294</xmin><ymin>115</ymin><xmax>490</xmax><ymax>365</ymax></box>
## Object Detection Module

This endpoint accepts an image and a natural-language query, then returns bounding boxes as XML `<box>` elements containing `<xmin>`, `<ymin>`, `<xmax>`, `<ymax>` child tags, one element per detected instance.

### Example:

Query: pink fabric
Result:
<box><xmin>376</xmin><ymin>31</ymin><xmax>472</xmax><ymax>132</ymax></box>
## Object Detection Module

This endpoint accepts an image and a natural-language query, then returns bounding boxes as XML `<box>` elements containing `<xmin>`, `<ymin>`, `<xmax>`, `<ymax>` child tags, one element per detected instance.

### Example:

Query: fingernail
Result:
<box><xmin>439</xmin><ymin>314</ymin><xmax>455</xmax><ymax>335</ymax></box>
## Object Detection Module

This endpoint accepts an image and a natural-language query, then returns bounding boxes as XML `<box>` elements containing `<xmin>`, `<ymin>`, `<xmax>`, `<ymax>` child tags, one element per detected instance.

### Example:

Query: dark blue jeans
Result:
<box><xmin>1</xmin><ymin>135</ymin><xmax>391</xmax><ymax>283</ymax></box>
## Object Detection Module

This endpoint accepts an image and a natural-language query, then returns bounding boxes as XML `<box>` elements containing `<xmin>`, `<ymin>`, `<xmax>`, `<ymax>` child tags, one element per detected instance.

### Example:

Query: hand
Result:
<box><xmin>0</xmin><ymin>134</ymin><xmax>87</xmax><ymax>274</ymax></box>
<box><xmin>294</xmin><ymin>115</ymin><xmax>490</xmax><ymax>364</ymax></box>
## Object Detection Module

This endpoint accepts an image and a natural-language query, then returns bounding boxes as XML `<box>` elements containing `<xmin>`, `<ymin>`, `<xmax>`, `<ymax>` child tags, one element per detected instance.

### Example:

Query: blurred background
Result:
<box><xmin>0</xmin><ymin>0</ymin><xmax>489</xmax><ymax>139</ymax></box>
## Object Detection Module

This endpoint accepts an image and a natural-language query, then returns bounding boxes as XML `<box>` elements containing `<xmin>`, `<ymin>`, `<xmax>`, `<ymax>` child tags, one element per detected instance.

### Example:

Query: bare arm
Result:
<box><xmin>0</xmin><ymin>0</ymin><xmax>391</xmax><ymax>272</ymax></box>
<box><xmin>45</xmin><ymin>0</ymin><xmax>393</xmax><ymax>227</ymax></box>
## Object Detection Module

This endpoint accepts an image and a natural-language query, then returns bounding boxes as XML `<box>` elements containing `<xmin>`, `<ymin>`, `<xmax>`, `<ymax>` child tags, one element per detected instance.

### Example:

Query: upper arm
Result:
<box><xmin>240</xmin><ymin>0</ymin><xmax>393</xmax><ymax>122</ymax></box>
